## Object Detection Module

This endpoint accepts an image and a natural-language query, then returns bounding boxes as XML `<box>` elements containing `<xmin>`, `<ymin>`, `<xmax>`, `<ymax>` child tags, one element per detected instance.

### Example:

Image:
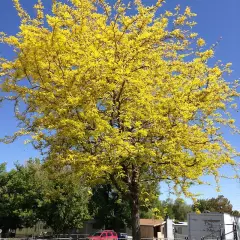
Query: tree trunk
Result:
<box><xmin>130</xmin><ymin>166</ymin><xmax>141</xmax><ymax>240</ymax></box>
<box><xmin>131</xmin><ymin>196</ymin><xmax>141</xmax><ymax>240</ymax></box>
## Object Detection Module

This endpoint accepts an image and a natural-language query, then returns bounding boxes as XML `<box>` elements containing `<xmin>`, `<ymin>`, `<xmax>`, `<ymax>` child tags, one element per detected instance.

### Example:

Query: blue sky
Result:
<box><xmin>0</xmin><ymin>0</ymin><xmax>240</xmax><ymax>209</ymax></box>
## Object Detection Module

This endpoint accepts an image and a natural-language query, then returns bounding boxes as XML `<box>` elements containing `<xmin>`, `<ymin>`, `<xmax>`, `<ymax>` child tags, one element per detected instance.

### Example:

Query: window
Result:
<box><xmin>113</xmin><ymin>233</ymin><xmax>117</xmax><ymax>236</ymax></box>
<box><xmin>93</xmin><ymin>233</ymin><xmax>102</xmax><ymax>236</ymax></box>
<box><xmin>101</xmin><ymin>233</ymin><xmax>106</xmax><ymax>237</ymax></box>
<box><xmin>107</xmin><ymin>233</ymin><xmax>112</xmax><ymax>237</ymax></box>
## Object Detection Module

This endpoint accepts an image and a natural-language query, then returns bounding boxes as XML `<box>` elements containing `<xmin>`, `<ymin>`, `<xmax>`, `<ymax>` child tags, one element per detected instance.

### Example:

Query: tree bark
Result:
<box><xmin>130</xmin><ymin>166</ymin><xmax>141</xmax><ymax>240</ymax></box>
<box><xmin>131</xmin><ymin>196</ymin><xmax>141</xmax><ymax>240</ymax></box>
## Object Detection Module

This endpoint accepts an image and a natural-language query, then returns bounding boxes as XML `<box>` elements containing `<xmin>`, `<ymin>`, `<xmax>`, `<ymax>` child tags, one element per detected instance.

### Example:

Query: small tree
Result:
<box><xmin>0</xmin><ymin>1</ymin><xmax>239</xmax><ymax>239</ymax></box>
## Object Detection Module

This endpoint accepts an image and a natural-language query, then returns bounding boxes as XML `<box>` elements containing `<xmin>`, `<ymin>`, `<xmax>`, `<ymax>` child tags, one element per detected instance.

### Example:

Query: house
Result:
<box><xmin>139</xmin><ymin>218</ymin><xmax>185</xmax><ymax>239</ymax></box>
<box><xmin>139</xmin><ymin>219</ymin><xmax>164</xmax><ymax>239</ymax></box>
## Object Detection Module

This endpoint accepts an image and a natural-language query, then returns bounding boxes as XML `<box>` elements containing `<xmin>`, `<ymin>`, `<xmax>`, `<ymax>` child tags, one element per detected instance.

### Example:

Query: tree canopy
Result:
<box><xmin>0</xmin><ymin>0</ymin><xmax>239</xmax><ymax>239</ymax></box>
<box><xmin>161</xmin><ymin>198</ymin><xmax>192</xmax><ymax>222</ymax></box>
<box><xmin>0</xmin><ymin>160</ymin><xmax>90</xmax><ymax>235</ymax></box>
<box><xmin>40</xmin><ymin>165</ymin><xmax>90</xmax><ymax>233</ymax></box>
<box><xmin>192</xmin><ymin>195</ymin><xmax>238</xmax><ymax>215</ymax></box>
<box><xmin>0</xmin><ymin>160</ymin><xmax>46</xmax><ymax>236</ymax></box>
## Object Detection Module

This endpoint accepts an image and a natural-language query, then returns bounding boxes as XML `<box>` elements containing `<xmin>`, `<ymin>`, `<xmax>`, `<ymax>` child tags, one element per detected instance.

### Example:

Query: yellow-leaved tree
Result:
<box><xmin>0</xmin><ymin>0</ymin><xmax>239</xmax><ymax>239</ymax></box>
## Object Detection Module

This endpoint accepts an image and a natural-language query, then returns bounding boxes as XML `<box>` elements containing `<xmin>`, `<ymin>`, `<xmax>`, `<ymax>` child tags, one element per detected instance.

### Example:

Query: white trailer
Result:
<box><xmin>188</xmin><ymin>212</ymin><xmax>239</xmax><ymax>240</ymax></box>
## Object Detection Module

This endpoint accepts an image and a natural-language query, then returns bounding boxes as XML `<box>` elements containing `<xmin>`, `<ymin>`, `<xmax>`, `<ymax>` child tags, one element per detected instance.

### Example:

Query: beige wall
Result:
<box><xmin>157</xmin><ymin>231</ymin><xmax>164</xmax><ymax>239</ymax></box>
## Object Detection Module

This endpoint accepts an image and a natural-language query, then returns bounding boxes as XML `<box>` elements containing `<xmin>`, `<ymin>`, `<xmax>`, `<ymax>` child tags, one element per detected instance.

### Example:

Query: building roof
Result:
<box><xmin>174</xmin><ymin>222</ymin><xmax>188</xmax><ymax>226</ymax></box>
<box><xmin>140</xmin><ymin>219</ymin><xmax>163</xmax><ymax>227</ymax></box>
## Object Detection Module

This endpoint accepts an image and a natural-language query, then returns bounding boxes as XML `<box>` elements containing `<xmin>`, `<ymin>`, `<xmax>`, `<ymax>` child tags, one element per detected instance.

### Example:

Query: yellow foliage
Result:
<box><xmin>0</xmin><ymin>0</ymin><xmax>239</xmax><ymax>202</ymax></box>
<box><xmin>197</xmin><ymin>38</ymin><xmax>205</xmax><ymax>47</ymax></box>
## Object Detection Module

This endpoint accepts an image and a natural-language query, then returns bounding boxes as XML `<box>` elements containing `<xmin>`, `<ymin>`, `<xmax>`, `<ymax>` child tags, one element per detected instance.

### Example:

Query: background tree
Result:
<box><xmin>158</xmin><ymin>198</ymin><xmax>191</xmax><ymax>221</ymax></box>
<box><xmin>0</xmin><ymin>163</ymin><xmax>18</xmax><ymax>237</ymax></box>
<box><xmin>0</xmin><ymin>160</ymin><xmax>46</xmax><ymax>237</ymax></box>
<box><xmin>140</xmin><ymin>184</ymin><xmax>165</xmax><ymax>220</ymax></box>
<box><xmin>89</xmin><ymin>184</ymin><xmax>131</xmax><ymax>231</ymax></box>
<box><xmin>0</xmin><ymin>1</ymin><xmax>239</xmax><ymax>240</ymax></box>
<box><xmin>172</xmin><ymin>198</ymin><xmax>192</xmax><ymax>221</ymax></box>
<box><xmin>193</xmin><ymin>195</ymin><xmax>233</xmax><ymax>214</ymax></box>
<box><xmin>160</xmin><ymin>199</ymin><xmax>175</xmax><ymax>220</ymax></box>
<box><xmin>231</xmin><ymin>210</ymin><xmax>240</xmax><ymax>217</ymax></box>
<box><xmin>41</xmin><ymin>165</ymin><xmax>90</xmax><ymax>233</ymax></box>
<box><xmin>0</xmin><ymin>160</ymin><xmax>90</xmax><ymax>235</ymax></box>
